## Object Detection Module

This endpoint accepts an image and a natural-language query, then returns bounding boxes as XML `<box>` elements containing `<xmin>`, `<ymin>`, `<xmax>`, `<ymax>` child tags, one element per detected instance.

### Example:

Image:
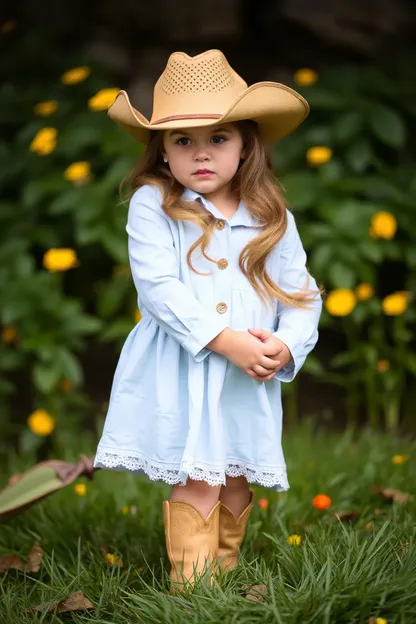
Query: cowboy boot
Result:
<box><xmin>217</xmin><ymin>489</ymin><xmax>255</xmax><ymax>572</ymax></box>
<box><xmin>163</xmin><ymin>499</ymin><xmax>220</xmax><ymax>593</ymax></box>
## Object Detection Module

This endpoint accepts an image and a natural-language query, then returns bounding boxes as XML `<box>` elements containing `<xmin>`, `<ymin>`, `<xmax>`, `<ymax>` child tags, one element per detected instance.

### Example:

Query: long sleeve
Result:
<box><xmin>273</xmin><ymin>210</ymin><xmax>322</xmax><ymax>382</ymax></box>
<box><xmin>126</xmin><ymin>185</ymin><xmax>229</xmax><ymax>362</ymax></box>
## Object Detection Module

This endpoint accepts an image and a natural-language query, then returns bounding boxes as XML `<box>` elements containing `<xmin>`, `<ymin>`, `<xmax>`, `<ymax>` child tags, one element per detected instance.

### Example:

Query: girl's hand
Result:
<box><xmin>248</xmin><ymin>328</ymin><xmax>293</xmax><ymax>381</ymax></box>
<box><xmin>209</xmin><ymin>328</ymin><xmax>283</xmax><ymax>380</ymax></box>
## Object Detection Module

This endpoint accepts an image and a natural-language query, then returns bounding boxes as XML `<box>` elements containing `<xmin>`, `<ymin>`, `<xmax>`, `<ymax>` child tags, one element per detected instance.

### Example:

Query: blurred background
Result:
<box><xmin>1</xmin><ymin>0</ymin><xmax>416</xmax><ymax>467</ymax></box>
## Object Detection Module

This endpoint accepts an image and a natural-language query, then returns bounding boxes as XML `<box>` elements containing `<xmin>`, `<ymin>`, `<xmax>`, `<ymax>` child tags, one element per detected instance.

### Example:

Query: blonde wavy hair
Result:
<box><xmin>121</xmin><ymin>120</ymin><xmax>320</xmax><ymax>309</ymax></box>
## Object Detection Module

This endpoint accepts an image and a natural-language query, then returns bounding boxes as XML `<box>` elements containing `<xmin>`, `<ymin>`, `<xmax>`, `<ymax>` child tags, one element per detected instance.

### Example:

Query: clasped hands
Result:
<box><xmin>246</xmin><ymin>328</ymin><xmax>293</xmax><ymax>382</ymax></box>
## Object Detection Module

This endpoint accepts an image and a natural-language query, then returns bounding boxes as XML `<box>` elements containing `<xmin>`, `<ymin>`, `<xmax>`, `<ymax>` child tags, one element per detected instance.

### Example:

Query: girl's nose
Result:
<box><xmin>194</xmin><ymin>146</ymin><xmax>211</xmax><ymax>161</ymax></box>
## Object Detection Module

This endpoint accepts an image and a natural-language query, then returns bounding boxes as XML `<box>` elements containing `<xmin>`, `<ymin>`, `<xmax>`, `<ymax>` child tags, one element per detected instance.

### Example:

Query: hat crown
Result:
<box><xmin>157</xmin><ymin>50</ymin><xmax>246</xmax><ymax>96</ymax></box>
<box><xmin>150</xmin><ymin>50</ymin><xmax>248</xmax><ymax>124</ymax></box>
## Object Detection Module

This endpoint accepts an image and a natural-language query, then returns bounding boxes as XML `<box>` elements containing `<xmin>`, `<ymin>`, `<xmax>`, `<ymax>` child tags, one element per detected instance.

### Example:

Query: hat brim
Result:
<box><xmin>108</xmin><ymin>82</ymin><xmax>309</xmax><ymax>144</ymax></box>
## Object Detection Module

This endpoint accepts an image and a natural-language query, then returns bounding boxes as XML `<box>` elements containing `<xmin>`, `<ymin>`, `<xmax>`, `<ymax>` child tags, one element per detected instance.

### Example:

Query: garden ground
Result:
<box><xmin>0</xmin><ymin>419</ymin><xmax>415</xmax><ymax>623</ymax></box>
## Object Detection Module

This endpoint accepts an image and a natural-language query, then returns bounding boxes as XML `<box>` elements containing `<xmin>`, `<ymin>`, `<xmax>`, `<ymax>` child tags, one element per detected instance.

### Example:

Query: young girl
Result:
<box><xmin>94</xmin><ymin>49</ymin><xmax>322</xmax><ymax>592</ymax></box>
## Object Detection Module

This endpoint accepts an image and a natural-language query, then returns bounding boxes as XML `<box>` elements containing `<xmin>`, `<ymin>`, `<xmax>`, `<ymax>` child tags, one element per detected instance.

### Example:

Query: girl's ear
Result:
<box><xmin>240</xmin><ymin>146</ymin><xmax>247</xmax><ymax>160</ymax></box>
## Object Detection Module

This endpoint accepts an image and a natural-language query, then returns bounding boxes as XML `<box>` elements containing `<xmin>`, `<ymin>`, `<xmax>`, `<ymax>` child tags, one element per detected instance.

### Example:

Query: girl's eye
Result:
<box><xmin>211</xmin><ymin>135</ymin><xmax>226</xmax><ymax>144</ymax></box>
<box><xmin>176</xmin><ymin>137</ymin><xmax>191</xmax><ymax>146</ymax></box>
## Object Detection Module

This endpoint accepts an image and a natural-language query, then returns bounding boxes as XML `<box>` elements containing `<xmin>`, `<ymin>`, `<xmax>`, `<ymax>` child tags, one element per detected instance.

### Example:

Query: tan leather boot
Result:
<box><xmin>163</xmin><ymin>499</ymin><xmax>220</xmax><ymax>593</ymax></box>
<box><xmin>217</xmin><ymin>489</ymin><xmax>255</xmax><ymax>571</ymax></box>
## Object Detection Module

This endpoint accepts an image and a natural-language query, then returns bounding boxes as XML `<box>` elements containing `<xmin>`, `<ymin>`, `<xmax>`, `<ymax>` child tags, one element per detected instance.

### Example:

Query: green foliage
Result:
<box><xmin>0</xmin><ymin>28</ymin><xmax>141</xmax><ymax>452</ymax></box>
<box><xmin>276</xmin><ymin>54</ymin><xmax>416</xmax><ymax>431</ymax></box>
<box><xmin>1</xmin><ymin>25</ymin><xmax>416</xmax><ymax>455</ymax></box>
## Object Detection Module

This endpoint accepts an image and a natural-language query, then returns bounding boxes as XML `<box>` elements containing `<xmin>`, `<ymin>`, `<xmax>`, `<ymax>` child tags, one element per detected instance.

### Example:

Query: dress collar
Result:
<box><xmin>181</xmin><ymin>187</ymin><xmax>260</xmax><ymax>228</ymax></box>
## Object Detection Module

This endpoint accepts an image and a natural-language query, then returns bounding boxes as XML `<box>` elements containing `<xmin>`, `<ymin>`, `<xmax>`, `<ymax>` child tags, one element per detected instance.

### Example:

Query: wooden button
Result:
<box><xmin>218</xmin><ymin>258</ymin><xmax>228</xmax><ymax>270</ymax></box>
<box><xmin>216</xmin><ymin>219</ymin><xmax>226</xmax><ymax>230</ymax></box>
<box><xmin>216</xmin><ymin>302</ymin><xmax>228</xmax><ymax>314</ymax></box>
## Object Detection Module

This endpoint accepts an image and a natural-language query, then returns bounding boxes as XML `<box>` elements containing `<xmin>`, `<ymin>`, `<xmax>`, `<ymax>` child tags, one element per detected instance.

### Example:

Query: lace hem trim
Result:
<box><xmin>93</xmin><ymin>450</ymin><xmax>289</xmax><ymax>490</ymax></box>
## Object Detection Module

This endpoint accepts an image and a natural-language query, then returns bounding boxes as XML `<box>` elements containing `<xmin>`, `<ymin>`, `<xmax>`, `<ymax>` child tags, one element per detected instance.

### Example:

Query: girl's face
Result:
<box><xmin>162</xmin><ymin>123</ymin><xmax>246</xmax><ymax>196</ymax></box>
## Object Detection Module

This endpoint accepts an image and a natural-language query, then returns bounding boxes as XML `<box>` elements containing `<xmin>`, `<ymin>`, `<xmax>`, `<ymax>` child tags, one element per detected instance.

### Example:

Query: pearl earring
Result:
<box><xmin>163</xmin><ymin>157</ymin><xmax>168</xmax><ymax>163</ymax></box>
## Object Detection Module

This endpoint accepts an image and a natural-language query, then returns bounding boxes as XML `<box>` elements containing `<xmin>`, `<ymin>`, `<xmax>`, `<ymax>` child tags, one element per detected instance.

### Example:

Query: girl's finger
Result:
<box><xmin>253</xmin><ymin>364</ymin><xmax>273</xmax><ymax>376</ymax></box>
<box><xmin>259</xmin><ymin>356</ymin><xmax>281</xmax><ymax>370</ymax></box>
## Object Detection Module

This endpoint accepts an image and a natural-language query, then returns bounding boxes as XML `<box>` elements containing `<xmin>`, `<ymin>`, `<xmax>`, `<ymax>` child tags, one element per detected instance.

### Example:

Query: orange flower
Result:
<box><xmin>377</xmin><ymin>360</ymin><xmax>390</xmax><ymax>373</ymax></box>
<box><xmin>258</xmin><ymin>498</ymin><xmax>269</xmax><ymax>510</ymax></box>
<box><xmin>312</xmin><ymin>494</ymin><xmax>332</xmax><ymax>509</ymax></box>
<box><xmin>2</xmin><ymin>326</ymin><xmax>17</xmax><ymax>344</ymax></box>
<box><xmin>59</xmin><ymin>378</ymin><xmax>73</xmax><ymax>392</ymax></box>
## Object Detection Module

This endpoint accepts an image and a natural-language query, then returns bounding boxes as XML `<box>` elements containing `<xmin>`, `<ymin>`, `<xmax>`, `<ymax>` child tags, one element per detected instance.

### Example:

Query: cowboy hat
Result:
<box><xmin>108</xmin><ymin>49</ymin><xmax>309</xmax><ymax>144</ymax></box>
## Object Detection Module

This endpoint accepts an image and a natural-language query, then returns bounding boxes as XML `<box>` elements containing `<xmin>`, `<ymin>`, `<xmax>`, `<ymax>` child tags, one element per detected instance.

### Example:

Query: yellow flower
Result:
<box><xmin>0</xmin><ymin>20</ymin><xmax>17</xmax><ymax>34</ymax></box>
<box><xmin>375</xmin><ymin>618</ymin><xmax>388</xmax><ymax>624</ymax></box>
<box><xmin>294</xmin><ymin>68</ymin><xmax>318</xmax><ymax>86</ymax></box>
<box><xmin>370</xmin><ymin>211</ymin><xmax>397</xmax><ymax>240</ymax></box>
<box><xmin>325</xmin><ymin>289</ymin><xmax>356</xmax><ymax>317</ymax></box>
<box><xmin>306</xmin><ymin>146</ymin><xmax>333</xmax><ymax>166</ymax></box>
<box><xmin>28</xmin><ymin>409</ymin><xmax>55</xmax><ymax>436</ymax></box>
<box><xmin>61</xmin><ymin>66</ymin><xmax>91</xmax><ymax>85</ymax></box>
<box><xmin>121</xmin><ymin>505</ymin><xmax>130</xmax><ymax>515</ymax></box>
<box><xmin>377</xmin><ymin>360</ymin><xmax>390</xmax><ymax>373</ymax></box>
<box><xmin>106</xmin><ymin>553</ymin><xmax>124</xmax><ymax>567</ymax></box>
<box><xmin>392</xmin><ymin>454</ymin><xmax>409</xmax><ymax>465</ymax></box>
<box><xmin>74</xmin><ymin>483</ymin><xmax>87</xmax><ymax>496</ymax></box>
<box><xmin>88</xmin><ymin>88</ymin><xmax>119</xmax><ymax>111</ymax></box>
<box><xmin>64</xmin><ymin>161</ymin><xmax>91</xmax><ymax>183</ymax></box>
<box><xmin>381</xmin><ymin>292</ymin><xmax>408</xmax><ymax>316</ymax></box>
<box><xmin>2</xmin><ymin>326</ymin><xmax>17</xmax><ymax>344</ymax></box>
<box><xmin>286</xmin><ymin>534</ymin><xmax>302</xmax><ymax>546</ymax></box>
<box><xmin>34</xmin><ymin>100</ymin><xmax>58</xmax><ymax>117</ymax></box>
<box><xmin>135</xmin><ymin>308</ymin><xmax>142</xmax><ymax>324</ymax></box>
<box><xmin>355</xmin><ymin>283</ymin><xmax>374</xmax><ymax>301</ymax></box>
<box><xmin>43</xmin><ymin>248</ymin><xmax>79</xmax><ymax>272</ymax></box>
<box><xmin>29</xmin><ymin>127</ymin><xmax>57</xmax><ymax>156</ymax></box>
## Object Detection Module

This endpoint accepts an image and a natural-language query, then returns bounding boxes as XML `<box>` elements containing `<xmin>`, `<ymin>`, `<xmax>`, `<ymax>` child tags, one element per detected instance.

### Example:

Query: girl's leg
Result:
<box><xmin>163</xmin><ymin>478</ymin><xmax>221</xmax><ymax>592</ymax></box>
<box><xmin>170</xmin><ymin>478</ymin><xmax>221</xmax><ymax>518</ymax></box>
<box><xmin>217</xmin><ymin>475</ymin><xmax>255</xmax><ymax>571</ymax></box>
<box><xmin>219</xmin><ymin>475</ymin><xmax>251</xmax><ymax>518</ymax></box>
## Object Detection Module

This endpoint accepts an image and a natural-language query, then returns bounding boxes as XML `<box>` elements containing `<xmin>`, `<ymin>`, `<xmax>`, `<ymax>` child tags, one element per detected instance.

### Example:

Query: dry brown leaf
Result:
<box><xmin>371</xmin><ymin>485</ymin><xmax>413</xmax><ymax>504</ymax></box>
<box><xmin>0</xmin><ymin>540</ymin><xmax>43</xmax><ymax>573</ymax></box>
<box><xmin>99</xmin><ymin>544</ymin><xmax>109</xmax><ymax>557</ymax></box>
<box><xmin>242</xmin><ymin>583</ymin><xmax>268</xmax><ymax>602</ymax></box>
<box><xmin>333</xmin><ymin>510</ymin><xmax>360</xmax><ymax>522</ymax></box>
<box><xmin>24</xmin><ymin>590</ymin><xmax>93</xmax><ymax>614</ymax></box>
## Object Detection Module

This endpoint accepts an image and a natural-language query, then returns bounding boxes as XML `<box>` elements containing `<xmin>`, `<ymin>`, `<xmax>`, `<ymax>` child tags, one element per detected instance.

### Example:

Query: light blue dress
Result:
<box><xmin>94</xmin><ymin>184</ymin><xmax>322</xmax><ymax>491</ymax></box>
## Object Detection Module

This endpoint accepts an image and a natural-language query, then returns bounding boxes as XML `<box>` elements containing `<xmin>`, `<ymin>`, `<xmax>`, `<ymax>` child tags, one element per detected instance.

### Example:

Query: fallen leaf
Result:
<box><xmin>333</xmin><ymin>510</ymin><xmax>360</xmax><ymax>522</ymax></box>
<box><xmin>99</xmin><ymin>544</ymin><xmax>109</xmax><ymax>557</ymax></box>
<box><xmin>0</xmin><ymin>456</ymin><xmax>96</xmax><ymax>523</ymax></box>
<box><xmin>24</xmin><ymin>590</ymin><xmax>93</xmax><ymax>613</ymax></box>
<box><xmin>371</xmin><ymin>485</ymin><xmax>413</xmax><ymax>504</ymax></box>
<box><xmin>0</xmin><ymin>540</ymin><xmax>43</xmax><ymax>573</ymax></box>
<box><xmin>242</xmin><ymin>583</ymin><xmax>268</xmax><ymax>602</ymax></box>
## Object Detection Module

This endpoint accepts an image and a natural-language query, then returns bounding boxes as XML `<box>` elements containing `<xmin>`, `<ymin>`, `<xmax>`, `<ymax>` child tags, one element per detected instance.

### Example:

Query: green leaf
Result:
<box><xmin>101</xmin><ymin>318</ymin><xmax>134</xmax><ymax>341</ymax></box>
<box><xmin>304</xmin><ymin>89</ymin><xmax>345</xmax><ymax>110</ymax></box>
<box><xmin>58</xmin><ymin>349</ymin><xmax>83</xmax><ymax>385</ymax></box>
<box><xmin>369</xmin><ymin>105</ymin><xmax>406</xmax><ymax>148</ymax></box>
<box><xmin>33</xmin><ymin>362</ymin><xmax>61</xmax><ymax>393</ymax></box>
<box><xmin>329</xmin><ymin>262</ymin><xmax>355</xmax><ymax>289</ymax></box>
<box><xmin>98</xmin><ymin>277</ymin><xmax>131</xmax><ymax>318</ymax></box>
<box><xmin>101</xmin><ymin>230</ymin><xmax>128</xmax><ymax>264</ymax></box>
<box><xmin>345</xmin><ymin>139</ymin><xmax>373</xmax><ymax>173</ymax></box>
<box><xmin>302</xmin><ymin>355</ymin><xmax>325</xmax><ymax>376</ymax></box>
<box><xmin>332</xmin><ymin>111</ymin><xmax>363</xmax><ymax>142</ymax></box>
<box><xmin>283</xmin><ymin>172</ymin><xmax>319</xmax><ymax>209</ymax></box>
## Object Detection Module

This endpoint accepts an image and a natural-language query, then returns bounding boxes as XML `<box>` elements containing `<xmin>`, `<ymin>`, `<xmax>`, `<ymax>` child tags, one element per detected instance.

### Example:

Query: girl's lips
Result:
<box><xmin>193</xmin><ymin>170</ymin><xmax>214</xmax><ymax>177</ymax></box>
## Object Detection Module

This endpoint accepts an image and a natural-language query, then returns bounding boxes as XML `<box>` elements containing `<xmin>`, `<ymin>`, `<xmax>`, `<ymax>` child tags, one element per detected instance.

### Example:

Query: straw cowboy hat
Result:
<box><xmin>108</xmin><ymin>49</ymin><xmax>309</xmax><ymax>145</ymax></box>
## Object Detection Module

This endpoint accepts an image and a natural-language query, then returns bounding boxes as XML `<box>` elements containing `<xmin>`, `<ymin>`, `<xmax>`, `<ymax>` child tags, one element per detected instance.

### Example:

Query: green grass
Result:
<box><xmin>0</xmin><ymin>420</ymin><xmax>415</xmax><ymax>623</ymax></box>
